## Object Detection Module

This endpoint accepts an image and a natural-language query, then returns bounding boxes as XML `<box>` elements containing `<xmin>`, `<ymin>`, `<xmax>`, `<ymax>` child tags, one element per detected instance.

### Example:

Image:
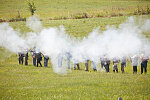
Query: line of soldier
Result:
<box><xmin>19</xmin><ymin>50</ymin><xmax>149</xmax><ymax>74</ymax></box>
<box><xmin>18</xmin><ymin>50</ymin><xmax>49</xmax><ymax>67</ymax></box>
<box><xmin>72</xmin><ymin>55</ymin><xmax>149</xmax><ymax>74</ymax></box>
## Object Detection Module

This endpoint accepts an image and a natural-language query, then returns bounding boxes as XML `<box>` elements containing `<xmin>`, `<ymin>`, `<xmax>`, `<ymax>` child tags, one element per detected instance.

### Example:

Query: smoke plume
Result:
<box><xmin>0</xmin><ymin>16</ymin><xmax>150</xmax><ymax>75</ymax></box>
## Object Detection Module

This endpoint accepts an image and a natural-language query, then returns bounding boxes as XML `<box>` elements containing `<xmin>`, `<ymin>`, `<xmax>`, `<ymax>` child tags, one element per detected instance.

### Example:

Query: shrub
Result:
<box><xmin>27</xmin><ymin>0</ymin><xmax>36</xmax><ymax>16</ymax></box>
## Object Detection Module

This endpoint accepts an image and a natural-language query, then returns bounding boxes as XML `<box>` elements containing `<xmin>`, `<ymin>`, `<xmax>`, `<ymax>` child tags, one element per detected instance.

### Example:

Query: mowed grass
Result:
<box><xmin>0</xmin><ymin>0</ymin><xmax>150</xmax><ymax>20</ymax></box>
<box><xmin>0</xmin><ymin>50</ymin><xmax>150</xmax><ymax>100</ymax></box>
<box><xmin>0</xmin><ymin>15</ymin><xmax>150</xmax><ymax>99</ymax></box>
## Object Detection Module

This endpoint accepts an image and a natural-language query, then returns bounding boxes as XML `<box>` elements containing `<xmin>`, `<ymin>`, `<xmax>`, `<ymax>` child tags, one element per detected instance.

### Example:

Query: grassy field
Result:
<box><xmin>0</xmin><ymin>49</ymin><xmax>150</xmax><ymax>100</ymax></box>
<box><xmin>0</xmin><ymin>15</ymin><xmax>150</xmax><ymax>99</ymax></box>
<box><xmin>0</xmin><ymin>0</ymin><xmax>150</xmax><ymax>99</ymax></box>
<box><xmin>0</xmin><ymin>0</ymin><xmax>150</xmax><ymax>20</ymax></box>
<box><xmin>8</xmin><ymin>15</ymin><xmax>150</xmax><ymax>38</ymax></box>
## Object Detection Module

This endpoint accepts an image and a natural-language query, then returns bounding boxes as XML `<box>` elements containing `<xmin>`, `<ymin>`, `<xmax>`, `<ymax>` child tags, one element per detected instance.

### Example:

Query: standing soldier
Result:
<box><xmin>36</xmin><ymin>52</ymin><xmax>42</xmax><ymax>67</ymax></box>
<box><xmin>25</xmin><ymin>51</ymin><xmax>29</xmax><ymax>65</ymax></box>
<box><xmin>113</xmin><ymin>58</ymin><xmax>119</xmax><ymax>73</ymax></box>
<box><xmin>131</xmin><ymin>55</ymin><xmax>138</xmax><ymax>74</ymax></box>
<box><xmin>85</xmin><ymin>60</ymin><xmax>89</xmax><ymax>71</ymax></box>
<box><xmin>18</xmin><ymin>52</ymin><xmax>24</xmax><ymax>65</ymax></box>
<box><xmin>44</xmin><ymin>55</ymin><xmax>49</xmax><ymax>67</ymax></box>
<box><xmin>104</xmin><ymin>57</ymin><xmax>110</xmax><ymax>72</ymax></box>
<box><xmin>121</xmin><ymin>56</ymin><xmax>126</xmax><ymax>73</ymax></box>
<box><xmin>141</xmin><ymin>54</ymin><xmax>149</xmax><ymax>74</ymax></box>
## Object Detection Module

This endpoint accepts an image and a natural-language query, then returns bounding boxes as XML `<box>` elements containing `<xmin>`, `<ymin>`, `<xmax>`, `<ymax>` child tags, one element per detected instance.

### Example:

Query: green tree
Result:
<box><xmin>27</xmin><ymin>0</ymin><xmax>36</xmax><ymax>15</ymax></box>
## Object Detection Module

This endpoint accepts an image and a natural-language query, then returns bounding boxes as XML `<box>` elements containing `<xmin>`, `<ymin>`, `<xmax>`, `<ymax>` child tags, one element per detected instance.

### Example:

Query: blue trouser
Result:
<box><xmin>33</xmin><ymin>58</ymin><xmax>36</xmax><ymax>66</ymax></box>
<box><xmin>141</xmin><ymin>61</ymin><xmax>147</xmax><ymax>74</ymax></box>
<box><xmin>44</xmin><ymin>58</ymin><xmax>48</xmax><ymax>67</ymax></box>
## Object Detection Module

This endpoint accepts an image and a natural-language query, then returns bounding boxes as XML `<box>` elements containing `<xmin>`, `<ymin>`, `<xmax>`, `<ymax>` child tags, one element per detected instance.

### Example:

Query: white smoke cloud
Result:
<box><xmin>0</xmin><ymin>16</ymin><xmax>150</xmax><ymax>75</ymax></box>
<box><xmin>26</xmin><ymin>16</ymin><xmax>42</xmax><ymax>32</ymax></box>
<box><xmin>0</xmin><ymin>23</ymin><xmax>28</xmax><ymax>53</ymax></box>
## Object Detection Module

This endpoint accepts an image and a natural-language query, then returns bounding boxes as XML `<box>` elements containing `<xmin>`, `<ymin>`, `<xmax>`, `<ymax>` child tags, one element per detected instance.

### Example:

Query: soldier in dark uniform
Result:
<box><xmin>18</xmin><ymin>52</ymin><xmax>24</xmax><ymax>65</ymax></box>
<box><xmin>104</xmin><ymin>57</ymin><xmax>110</xmax><ymax>72</ymax></box>
<box><xmin>74</xmin><ymin>63</ymin><xmax>80</xmax><ymax>70</ymax></box>
<box><xmin>113</xmin><ymin>58</ymin><xmax>119</xmax><ymax>73</ymax></box>
<box><xmin>44</xmin><ymin>55</ymin><xmax>49</xmax><ymax>67</ymax></box>
<box><xmin>36</xmin><ymin>52</ymin><xmax>42</xmax><ymax>67</ymax></box>
<box><xmin>141</xmin><ymin>54</ymin><xmax>149</xmax><ymax>74</ymax></box>
<box><xmin>85</xmin><ymin>60</ymin><xmax>89</xmax><ymax>71</ymax></box>
<box><xmin>25</xmin><ymin>51</ymin><xmax>29</xmax><ymax>65</ymax></box>
<box><xmin>121</xmin><ymin>56</ymin><xmax>126</xmax><ymax>73</ymax></box>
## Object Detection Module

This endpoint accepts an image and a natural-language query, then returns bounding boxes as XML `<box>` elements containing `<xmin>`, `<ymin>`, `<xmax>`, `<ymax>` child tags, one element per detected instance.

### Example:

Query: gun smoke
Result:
<box><xmin>0</xmin><ymin>16</ymin><xmax>150</xmax><ymax>75</ymax></box>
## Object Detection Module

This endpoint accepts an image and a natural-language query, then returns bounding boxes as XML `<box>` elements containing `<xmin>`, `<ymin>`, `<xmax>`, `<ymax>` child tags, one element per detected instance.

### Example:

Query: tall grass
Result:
<box><xmin>0</xmin><ymin>0</ymin><xmax>150</xmax><ymax>21</ymax></box>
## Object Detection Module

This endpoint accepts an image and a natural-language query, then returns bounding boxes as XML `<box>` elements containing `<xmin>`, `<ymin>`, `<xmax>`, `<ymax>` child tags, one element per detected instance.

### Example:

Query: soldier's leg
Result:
<box><xmin>92</xmin><ymin>61</ymin><xmax>97</xmax><ymax>71</ymax></box>
<box><xmin>133</xmin><ymin>66</ymin><xmax>135</xmax><ymax>73</ymax></box>
<box><xmin>25</xmin><ymin>59</ymin><xmax>28</xmax><ymax>65</ymax></box>
<box><xmin>101</xmin><ymin>63</ymin><xmax>104</xmax><ymax>69</ymax></box>
<box><xmin>58</xmin><ymin>56</ymin><xmax>63</xmax><ymax>68</ymax></box>
<box><xmin>21</xmin><ymin>59</ymin><xmax>23</xmax><ymax>65</ymax></box>
<box><xmin>74</xmin><ymin>64</ymin><xmax>76</xmax><ymax>70</ymax></box>
<box><xmin>121</xmin><ymin>64</ymin><xmax>124</xmax><ymax>73</ymax></box>
<box><xmin>77</xmin><ymin>64</ymin><xmax>80</xmax><ymax>70</ymax></box>
<box><xmin>113</xmin><ymin>65</ymin><xmax>115</xmax><ymax>72</ymax></box>
<box><xmin>106</xmin><ymin>65</ymin><xmax>109</xmax><ymax>72</ymax></box>
<box><xmin>144</xmin><ymin>66</ymin><xmax>147</xmax><ymax>74</ymax></box>
<box><xmin>46</xmin><ymin>59</ymin><xmax>48</xmax><ymax>67</ymax></box>
<box><xmin>26</xmin><ymin>60</ymin><xmax>28</xmax><ymax>65</ymax></box>
<box><xmin>116</xmin><ymin>65</ymin><xmax>118</xmax><ymax>73</ymax></box>
<box><xmin>44</xmin><ymin>58</ymin><xmax>46</xmax><ymax>67</ymax></box>
<box><xmin>85</xmin><ymin>61</ymin><xmax>89</xmax><ymax>71</ymax></box>
<box><xmin>108</xmin><ymin>64</ymin><xmax>110</xmax><ymax>72</ymax></box>
<box><xmin>141</xmin><ymin>63</ymin><xmax>143</xmax><ymax>74</ymax></box>
<box><xmin>67</xmin><ymin>56</ymin><xmax>70</xmax><ymax>69</ymax></box>
<box><xmin>37</xmin><ymin>59</ymin><xmax>39</xmax><ymax>67</ymax></box>
<box><xmin>134</xmin><ymin>66</ymin><xmax>137</xmax><ymax>73</ymax></box>
<box><xmin>33</xmin><ymin>58</ymin><xmax>35</xmax><ymax>66</ymax></box>
<box><xmin>104</xmin><ymin>65</ymin><xmax>107</xmax><ymax>72</ymax></box>
<box><xmin>39</xmin><ymin>61</ymin><xmax>42</xmax><ymax>67</ymax></box>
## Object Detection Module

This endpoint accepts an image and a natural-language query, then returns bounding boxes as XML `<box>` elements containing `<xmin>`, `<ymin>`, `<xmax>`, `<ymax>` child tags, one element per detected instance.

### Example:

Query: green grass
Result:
<box><xmin>0</xmin><ymin>0</ymin><xmax>150</xmax><ymax>20</ymax></box>
<box><xmin>0</xmin><ymin>0</ymin><xmax>150</xmax><ymax>99</ymax></box>
<box><xmin>0</xmin><ymin>51</ymin><xmax>150</xmax><ymax>100</ymax></box>
<box><xmin>0</xmin><ymin>15</ymin><xmax>150</xmax><ymax>99</ymax></box>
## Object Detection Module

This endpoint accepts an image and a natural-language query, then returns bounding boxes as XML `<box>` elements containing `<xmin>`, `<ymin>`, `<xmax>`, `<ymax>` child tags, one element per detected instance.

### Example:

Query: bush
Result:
<box><xmin>27</xmin><ymin>0</ymin><xmax>36</xmax><ymax>16</ymax></box>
